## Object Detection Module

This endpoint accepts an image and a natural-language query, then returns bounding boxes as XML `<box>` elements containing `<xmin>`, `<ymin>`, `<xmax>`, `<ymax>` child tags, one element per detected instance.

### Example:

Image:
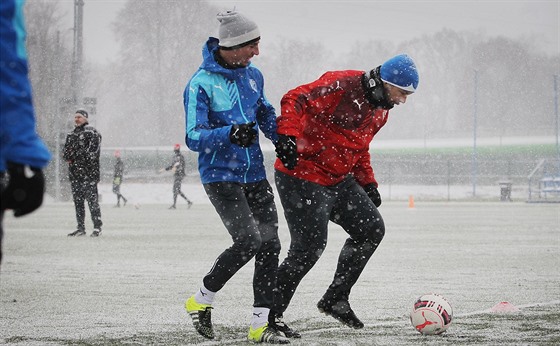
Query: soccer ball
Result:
<box><xmin>410</xmin><ymin>293</ymin><xmax>453</xmax><ymax>335</ymax></box>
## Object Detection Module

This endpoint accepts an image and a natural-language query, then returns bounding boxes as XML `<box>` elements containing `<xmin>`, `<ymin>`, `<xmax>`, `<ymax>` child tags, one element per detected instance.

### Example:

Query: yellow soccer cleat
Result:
<box><xmin>248</xmin><ymin>323</ymin><xmax>290</xmax><ymax>344</ymax></box>
<box><xmin>185</xmin><ymin>295</ymin><xmax>214</xmax><ymax>339</ymax></box>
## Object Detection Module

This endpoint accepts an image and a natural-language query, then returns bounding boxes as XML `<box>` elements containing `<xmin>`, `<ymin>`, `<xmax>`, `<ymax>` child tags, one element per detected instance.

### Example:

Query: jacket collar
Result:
<box><xmin>200</xmin><ymin>37</ymin><xmax>252</xmax><ymax>78</ymax></box>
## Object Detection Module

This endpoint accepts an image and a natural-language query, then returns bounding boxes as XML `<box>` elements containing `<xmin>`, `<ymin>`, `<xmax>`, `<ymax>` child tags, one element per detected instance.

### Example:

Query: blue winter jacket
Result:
<box><xmin>183</xmin><ymin>37</ymin><xmax>278</xmax><ymax>184</ymax></box>
<box><xmin>0</xmin><ymin>0</ymin><xmax>50</xmax><ymax>172</ymax></box>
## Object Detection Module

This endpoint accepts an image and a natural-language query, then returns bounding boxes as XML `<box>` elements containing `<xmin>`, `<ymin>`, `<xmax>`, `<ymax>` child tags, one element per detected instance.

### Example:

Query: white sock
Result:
<box><xmin>194</xmin><ymin>285</ymin><xmax>215</xmax><ymax>306</ymax></box>
<box><xmin>251</xmin><ymin>307</ymin><xmax>270</xmax><ymax>329</ymax></box>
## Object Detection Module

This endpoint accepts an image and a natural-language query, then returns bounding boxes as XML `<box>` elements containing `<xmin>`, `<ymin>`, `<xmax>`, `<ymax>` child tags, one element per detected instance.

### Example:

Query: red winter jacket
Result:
<box><xmin>274</xmin><ymin>70</ymin><xmax>390</xmax><ymax>187</ymax></box>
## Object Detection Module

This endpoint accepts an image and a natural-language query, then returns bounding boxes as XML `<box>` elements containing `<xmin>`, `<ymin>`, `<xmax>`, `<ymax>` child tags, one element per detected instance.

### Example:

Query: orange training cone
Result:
<box><xmin>408</xmin><ymin>195</ymin><xmax>415</xmax><ymax>209</ymax></box>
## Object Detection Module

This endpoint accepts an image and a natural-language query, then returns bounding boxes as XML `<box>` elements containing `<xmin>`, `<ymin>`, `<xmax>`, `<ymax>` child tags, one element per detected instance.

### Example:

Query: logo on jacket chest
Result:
<box><xmin>249</xmin><ymin>79</ymin><xmax>258</xmax><ymax>93</ymax></box>
<box><xmin>331</xmin><ymin>100</ymin><xmax>373</xmax><ymax>129</ymax></box>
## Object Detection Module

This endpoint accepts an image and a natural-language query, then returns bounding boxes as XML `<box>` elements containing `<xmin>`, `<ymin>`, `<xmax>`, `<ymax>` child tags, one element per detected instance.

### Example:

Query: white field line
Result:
<box><xmin>349</xmin><ymin>300</ymin><xmax>560</xmax><ymax>331</ymax></box>
<box><xmin>453</xmin><ymin>300</ymin><xmax>560</xmax><ymax>318</ymax></box>
<box><xmin>196</xmin><ymin>300</ymin><xmax>560</xmax><ymax>344</ymax></box>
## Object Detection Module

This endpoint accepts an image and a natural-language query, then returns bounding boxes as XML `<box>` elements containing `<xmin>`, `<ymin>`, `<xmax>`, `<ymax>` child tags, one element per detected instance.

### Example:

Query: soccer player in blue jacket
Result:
<box><xmin>0</xmin><ymin>0</ymin><xmax>51</xmax><ymax>265</ymax></box>
<box><xmin>182</xmin><ymin>10</ymin><xmax>288</xmax><ymax>344</ymax></box>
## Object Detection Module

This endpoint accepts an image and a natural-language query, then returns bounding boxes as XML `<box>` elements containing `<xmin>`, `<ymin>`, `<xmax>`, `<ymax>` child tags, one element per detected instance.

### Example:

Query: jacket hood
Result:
<box><xmin>200</xmin><ymin>37</ymin><xmax>251</xmax><ymax>78</ymax></box>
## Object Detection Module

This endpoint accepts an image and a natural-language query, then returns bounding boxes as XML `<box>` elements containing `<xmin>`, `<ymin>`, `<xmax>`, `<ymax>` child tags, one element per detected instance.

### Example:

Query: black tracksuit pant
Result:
<box><xmin>70</xmin><ymin>179</ymin><xmax>102</xmax><ymax>231</ymax></box>
<box><xmin>202</xmin><ymin>179</ymin><xmax>281</xmax><ymax>308</ymax></box>
<box><xmin>172</xmin><ymin>176</ymin><xmax>189</xmax><ymax>205</ymax></box>
<box><xmin>273</xmin><ymin>170</ymin><xmax>385</xmax><ymax>314</ymax></box>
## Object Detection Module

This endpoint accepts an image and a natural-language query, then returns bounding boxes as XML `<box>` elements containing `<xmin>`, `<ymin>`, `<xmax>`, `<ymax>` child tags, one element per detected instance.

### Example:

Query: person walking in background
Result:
<box><xmin>112</xmin><ymin>150</ymin><xmax>127</xmax><ymax>207</ymax></box>
<box><xmin>0</xmin><ymin>0</ymin><xmax>51</xmax><ymax>265</ymax></box>
<box><xmin>272</xmin><ymin>55</ymin><xmax>419</xmax><ymax>332</ymax></box>
<box><xmin>182</xmin><ymin>10</ymin><xmax>288</xmax><ymax>344</ymax></box>
<box><xmin>63</xmin><ymin>110</ymin><xmax>103</xmax><ymax>237</ymax></box>
<box><xmin>160</xmin><ymin>144</ymin><xmax>193</xmax><ymax>209</ymax></box>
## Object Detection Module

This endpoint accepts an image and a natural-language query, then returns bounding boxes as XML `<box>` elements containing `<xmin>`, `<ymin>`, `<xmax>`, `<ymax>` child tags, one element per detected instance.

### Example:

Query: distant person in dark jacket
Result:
<box><xmin>112</xmin><ymin>150</ymin><xmax>127</xmax><ymax>207</ymax></box>
<box><xmin>161</xmin><ymin>144</ymin><xmax>193</xmax><ymax>209</ymax></box>
<box><xmin>63</xmin><ymin>110</ymin><xmax>103</xmax><ymax>237</ymax></box>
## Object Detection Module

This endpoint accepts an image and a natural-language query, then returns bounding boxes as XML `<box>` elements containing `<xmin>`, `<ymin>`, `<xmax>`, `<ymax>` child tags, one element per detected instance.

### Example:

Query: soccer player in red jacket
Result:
<box><xmin>270</xmin><ymin>55</ymin><xmax>419</xmax><ymax>335</ymax></box>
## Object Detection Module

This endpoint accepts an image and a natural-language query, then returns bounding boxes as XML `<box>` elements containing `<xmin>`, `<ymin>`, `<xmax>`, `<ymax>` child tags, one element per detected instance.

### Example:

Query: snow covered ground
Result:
<box><xmin>1</xmin><ymin>184</ymin><xmax>559</xmax><ymax>345</ymax></box>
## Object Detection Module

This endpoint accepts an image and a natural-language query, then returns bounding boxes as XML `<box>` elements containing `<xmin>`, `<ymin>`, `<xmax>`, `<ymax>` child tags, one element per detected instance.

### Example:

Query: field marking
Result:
<box><xmin>192</xmin><ymin>300</ymin><xmax>560</xmax><ymax>344</ymax></box>
<box><xmin>454</xmin><ymin>300</ymin><xmax>560</xmax><ymax>317</ymax></box>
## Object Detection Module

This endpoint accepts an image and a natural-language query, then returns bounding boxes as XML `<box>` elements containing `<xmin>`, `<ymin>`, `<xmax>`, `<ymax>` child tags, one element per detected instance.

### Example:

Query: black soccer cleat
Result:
<box><xmin>67</xmin><ymin>230</ymin><xmax>86</xmax><ymax>237</ymax></box>
<box><xmin>90</xmin><ymin>229</ymin><xmax>102</xmax><ymax>237</ymax></box>
<box><xmin>317</xmin><ymin>298</ymin><xmax>364</xmax><ymax>329</ymax></box>
<box><xmin>269</xmin><ymin>313</ymin><xmax>301</xmax><ymax>338</ymax></box>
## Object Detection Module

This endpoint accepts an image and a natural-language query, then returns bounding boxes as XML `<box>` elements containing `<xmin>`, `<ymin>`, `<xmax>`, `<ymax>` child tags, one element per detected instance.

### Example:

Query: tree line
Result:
<box><xmin>25</xmin><ymin>0</ymin><xmax>559</xmax><ymax>150</ymax></box>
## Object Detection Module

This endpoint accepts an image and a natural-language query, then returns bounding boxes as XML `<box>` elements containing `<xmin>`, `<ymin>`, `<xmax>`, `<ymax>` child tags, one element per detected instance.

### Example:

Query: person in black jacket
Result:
<box><xmin>112</xmin><ymin>150</ymin><xmax>127</xmax><ymax>207</ymax></box>
<box><xmin>63</xmin><ymin>110</ymin><xmax>103</xmax><ymax>237</ymax></box>
<box><xmin>161</xmin><ymin>144</ymin><xmax>193</xmax><ymax>209</ymax></box>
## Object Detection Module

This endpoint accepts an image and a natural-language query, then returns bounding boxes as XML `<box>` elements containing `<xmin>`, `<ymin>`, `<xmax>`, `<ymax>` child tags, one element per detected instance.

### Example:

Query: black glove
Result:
<box><xmin>1</xmin><ymin>162</ymin><xmax>45</xmax><ymax>217</ymax></box>
<box><xmin>364</xmin><ymin>183</ymin><xmax>382</xmax><ymax>207</ymax></box>
<box><xmin>230</xmin><ymin>122</ymin><xmax>257</xmax><ymax>147</ymax></box>
<box><xmin>275</xmin><ymin>134</ymin><xmax>298</xmax><ymax>170</ymax></box>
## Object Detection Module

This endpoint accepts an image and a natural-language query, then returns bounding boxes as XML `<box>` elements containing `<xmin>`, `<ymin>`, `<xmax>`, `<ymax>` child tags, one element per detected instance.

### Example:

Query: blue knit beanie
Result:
<box><xmin>380</xmin><ymin>54</ymin><xmax>419</xmax><ymax>92</ymax></box>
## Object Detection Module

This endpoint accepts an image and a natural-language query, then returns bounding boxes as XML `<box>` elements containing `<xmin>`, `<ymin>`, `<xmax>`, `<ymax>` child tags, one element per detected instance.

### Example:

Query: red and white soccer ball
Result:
<box><xmin>410</xmin><ymin>293</ymin><xmax>453</xmax><ymax>335</ymax></box>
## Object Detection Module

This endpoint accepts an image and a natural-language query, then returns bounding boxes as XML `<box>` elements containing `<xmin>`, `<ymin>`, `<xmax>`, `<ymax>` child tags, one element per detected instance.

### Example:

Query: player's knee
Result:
<box><xmin>233</xmin><ymin>234</ymin><xmax>262</xmax><ymax>258</ymax></box>
<box><xmin>289</xmin><ymin>244</ymin><xmax>324</xmax><ymax>269</ymax></box>
<box><xmin>373</xmin><ymin>224</ymin><xmax>385</xmax><ymax>242</ymax></box>
<box><xmin>261</xmin><ymin>236</ymin><xmax>282</xmax><ymax>257</ymax></box>
<box><xmin>366</xmin><ymin>215</ymin><xmax>385</xmax><ymax>243</ymax></box>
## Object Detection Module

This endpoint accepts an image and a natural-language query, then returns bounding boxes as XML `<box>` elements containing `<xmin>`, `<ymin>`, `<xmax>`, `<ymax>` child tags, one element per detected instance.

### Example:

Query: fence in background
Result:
<box><xmin>46</xmin><ymin>147</ymin><xmax>559</xmax><ymax>202</ymax></box>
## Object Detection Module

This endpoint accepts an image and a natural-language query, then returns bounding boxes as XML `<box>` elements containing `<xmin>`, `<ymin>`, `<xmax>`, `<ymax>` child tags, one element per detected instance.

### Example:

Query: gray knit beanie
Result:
<box><xmin>217</xmin><ymin>11</ymin><xmax>260</xmax><ymax>49</ymax></box>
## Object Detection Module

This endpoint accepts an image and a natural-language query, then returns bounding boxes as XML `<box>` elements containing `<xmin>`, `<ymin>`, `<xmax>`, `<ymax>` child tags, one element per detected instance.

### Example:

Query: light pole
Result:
<box><xmin>56</xmin><ymin>0</ymin><xmax>84</xmax><ymax>201</ymax></box>
<box><xmin>472</xmin><ymin>70</ymin><xmax>478</xmax><ymax>197</ymax></box>
<box><xmin>71</xmin><ymin>0</ymin><xmax>84</xmax><ymax>104</ymax></box>
<box><xmin>554</xmin><ymin>75</ymin><xmax>559</xmax><ymax>161</ymax></box>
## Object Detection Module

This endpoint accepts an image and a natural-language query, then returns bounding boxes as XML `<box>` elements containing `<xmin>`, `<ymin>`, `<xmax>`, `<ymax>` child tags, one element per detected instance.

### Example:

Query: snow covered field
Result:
<box><xmin>1</xmin><ymin>185</ymin><xmax>559</xmax><ymax>345</ymax></box>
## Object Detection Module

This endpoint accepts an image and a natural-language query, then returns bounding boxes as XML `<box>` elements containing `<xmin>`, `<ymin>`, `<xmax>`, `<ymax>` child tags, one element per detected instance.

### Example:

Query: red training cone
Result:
<box><xmin>490</xmin><ymin>301</ymin><xmax>520</xmax><ymax>313</ymax></box>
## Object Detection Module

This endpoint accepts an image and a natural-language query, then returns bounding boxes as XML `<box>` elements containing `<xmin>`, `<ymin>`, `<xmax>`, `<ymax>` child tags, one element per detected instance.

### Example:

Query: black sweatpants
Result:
<box><xmin>70</xmin><ymin>179</ymin><xmax>102</xmax><ymax>231</ymax></box>
<box><xmin>273</xmin><ymin>170</ymin><xmax>385</xmax><ymax>314</ymax></box>
<box><xmin>202</xmin><ymin>179</ymin><xmax>281</xmax><ymax>308</ymax></box>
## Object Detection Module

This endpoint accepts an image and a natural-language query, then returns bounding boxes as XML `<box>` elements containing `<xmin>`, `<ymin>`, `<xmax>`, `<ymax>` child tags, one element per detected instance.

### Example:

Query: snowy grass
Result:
<box><xmin>1</xmin><ymin>194</ymin><xmax>559</xmax><ymax>345</ymax></box>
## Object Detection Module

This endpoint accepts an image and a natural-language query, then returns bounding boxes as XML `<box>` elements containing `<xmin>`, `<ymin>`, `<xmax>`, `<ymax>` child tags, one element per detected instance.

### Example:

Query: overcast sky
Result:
<box><xmin>57</xmin><ymin>0</ymin><xmax>559</xmax><ymax>64</ymax></box>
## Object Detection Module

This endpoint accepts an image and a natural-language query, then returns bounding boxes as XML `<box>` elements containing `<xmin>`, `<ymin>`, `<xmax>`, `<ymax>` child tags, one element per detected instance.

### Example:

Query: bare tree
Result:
<box><xmin>99</xmin><ymin>0</ymin><xmax>217</xmax><ymax>146</ymax></box>
<box><xmin>24</xmin><ymin>0</ymin><xmax>74</xmax><ymax>198</ymax></box>
<box><xmin>25</xmin><ymin>0</ymin><xmax>73</xmax><ymax>141</ymax></box>
<box><xmin>343</xmin><ymin>28</ymin><xmax>559</xmax><ymax>140</ymax></box>
<box><xmin>257</xmin><ymin>38</ymin><xmax>332</xmax><ymax>107</ymax></box>
<box><xmin>92</xmin><ymin>3</ymin><xmax>560</xmax><ymax>146</ymax></box>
